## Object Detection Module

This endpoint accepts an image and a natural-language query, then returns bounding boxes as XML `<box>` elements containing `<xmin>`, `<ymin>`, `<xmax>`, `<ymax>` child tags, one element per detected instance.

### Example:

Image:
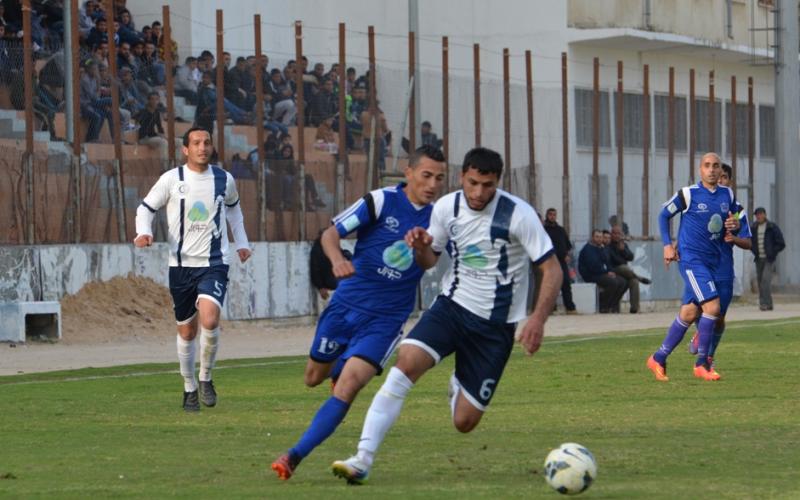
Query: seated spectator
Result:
<box><xmin>116</xmin><ymin>41</ymin><xmax>135</xmax><ymax>72</ymax></box>
<box><xmin>608</xmin><ymin>214</ymin><xmax>630</xmax><ymax>237</ymax></box>
<box><xmin>402</xmin><ymin>120</ymin><xmax>443</xmax><ymax>154</ymax></box>
<box><xmin>274</xmin><ymin>144</ymin><xmax>326</xmax><ymax>210</ymax></box>
<box><xmin>578</xmin><ymin>229</ymin><xmax>628</xmax><ymax>313</ymax></box>
<box><xmin>348</xmin><ymin>81</ymin><xmax>368</xmax><ymax>134</ymax></box>
<box><xmin>607</xmin><ymin>225</ymin><xmax>651</xmax><ymax>314</ymax></box>
<box><xmin>78</xmin><ymin>1</ymin><xmax>98</xmax><ymax>39</ymax></box>
<box><xmin>135</xmin><ymin>91</ymin><xmax>168</xmax><ymax>161</ymax></box>
<box><xmin>86</xmin><ymin>16</ymin><xmax>108</xmax><ymax>49</ymax></box>
<box><xmin>116</xmin><ymin>9</ymin><xmax>141</xmax><ymax>46</ymax></box>
<box><xmin>97</xmin><ymin>62</ymin><xmax>132</xmax><ymax>131</ymax></box>
<box><xmin>227</xmin><ymin>56</ymin><xmax>254</xmax><ymax>110</ymax></box>
<box><xmin>194</xmin><ymin>70</ymin><xmax>252</xmax><ymax>131</ymax></box>
<box><xmin>138</xmin><ymin>41</ymin><xmax>165</xmax><ymax>87</ymax></box>
<box><xmin>309</xmin><ymin>77</ymin><xmax>337</xmax><ymax>126</ymax></box>
<box><xmin>345</xmin><ymin>66</ymin><xmax>356</xmax><ymax>94</ymax></box>
<box><xmin>175</xmin><ymin>56</ymin><xmax>199</xmax><ymax>104</ymax></box>
<box><xmin>119</xmin><ymin>66</ymin><xmax>145</xmax><ymax>115</ymax></box>
<box><xmin>79</xmin><ymin>59</ymin><xmax>113</xmax><ymax>142</ymax></box>
<box><xmin>265</xmin><ymin>68</ymin><xmax>296</xmax><ymax>126</ymax></box>
<box><xmin>91</xmin><ymin>41</ymin><xmax>109</xmax><ymax>67</ymax></box>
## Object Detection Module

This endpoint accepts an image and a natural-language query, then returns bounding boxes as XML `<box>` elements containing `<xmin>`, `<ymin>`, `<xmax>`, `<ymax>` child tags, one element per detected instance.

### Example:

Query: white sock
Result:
<box><xmin>176</xmin><ymin>335</ymin><xmax>197</xmax><ymax>392</ymax></box>
<box><xmin>356</xmin><ymin>367</ymin><xmax>414</xmax><ymax>467</ymax></box>
<box><xmin>448</xmin><ymin>373</ymin><xmax>462</xmax><ymax>420</ymax></box>
<box><xmin>199</xmin><ymin>326</ymin><xmax>220</xmax><ymax>382</ymax></box>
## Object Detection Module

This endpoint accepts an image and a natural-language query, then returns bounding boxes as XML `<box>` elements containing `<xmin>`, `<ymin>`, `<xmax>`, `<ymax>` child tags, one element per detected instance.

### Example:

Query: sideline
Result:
<box><xmin>3</xmin><ymin>318</ymin><xmax>797</xmax><ymax>388</ymax></box>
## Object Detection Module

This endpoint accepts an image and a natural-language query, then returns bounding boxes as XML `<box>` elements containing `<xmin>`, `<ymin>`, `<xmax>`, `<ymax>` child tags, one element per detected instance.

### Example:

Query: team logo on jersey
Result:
<box><xmin>720</xmin><ymin>202</ymin><xmax>729</xmax><ymax>213</ymax></box>
<box><xmin>448</xmin><ymin>221</ymin><xmax>461</xmax><ymax>237</ymax></box>
<box><xmin>382</xmin><ymin>240</ymin><xmax>414</xmax><ymax>272</ymax></box>
<box><xmin>384</xmin><ymin>216</ymin><xmax>400</xmax><ymax>232</ymax></box>
<box><xmin>462</xmin><ymin>244</ymin><xmax>489</xmax><ymax>269</ymax></box>
<box><xmin>697</xmin><ymin>202</ymin><xmax>708</xmax><ymax>213</ymax></box>
<box><xmin>188</xmin><ymin>201</ymin><xmax>210</xmax><ymax>222</ymax></box>
<box><xmin>176</xmin><ymin>182</ymin><xmax>189</xmax><ymax>196</ymax></box>
<box><xmin>708</xmin><ymin>213</ymin><xmax>723</xmax><ymax>235</ymax></box>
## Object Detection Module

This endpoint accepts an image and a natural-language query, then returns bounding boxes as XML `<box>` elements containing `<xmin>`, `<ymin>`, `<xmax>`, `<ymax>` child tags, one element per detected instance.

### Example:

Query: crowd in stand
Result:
<box><xmin>0</xmin><ymin>0</ymin><xmax>395</xmax><ymax>173</ymax></box>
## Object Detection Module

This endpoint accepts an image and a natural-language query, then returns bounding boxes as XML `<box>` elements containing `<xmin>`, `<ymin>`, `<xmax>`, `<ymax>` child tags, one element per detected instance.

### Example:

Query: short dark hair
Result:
<box><xmin>421</xmin><ymin>120</ymin><xmax>431</xmax><ymax>128</ymax></box>
<box><xmin>200</xmin><ymin>50</ymin><xmax>213</xmax><ymax>59</ymax></box>
<box><xmin>461</xmin><ymin>147</ymin><xmax>503</xmax><ymax>177</ymax></box>
<box><xmin>602</xmin><ymin>229</ymin><xmax>611</xmax><ymax>235</ymax></box>
<box><xmin>183</xmin><ymin>127</ymin><xmax>211</xmax><ymax>146</ymax></box>
<box><xmin>151</xmin><ymin>21</ymin><xmax>161</xmax><ymax>28</ymax></box>
<box><xmin>147</xmin><ymin>91</ymin><xmax>160</xmax><ymax>99</ymax></box>
<box><xmin>721</xmin><ymin>162</ymin><xmax>732</xmax><ymax>179</ymax></box>
<box><xmin>236</xmin><ymin>56</ymin><xmax>246</xmax><ymax>64</ymax></box>
<box><xmin>409</xmin><ymin>145</ymin><xmax>445</xmax><ymax>167</ymax></box>
<box><xmin>546</xmin><ymin>207</ymin><xmax>557</xmax><ymax>214</ymax></box>
<box><xmin>185</xmin><ymin>56</ymin><xmax>196</xmax><ymax>64</ymax></box>
<box><xmin>346</xmin><ymin>67</ymin><xmax>356</xmax><ymax>74</ymax></box>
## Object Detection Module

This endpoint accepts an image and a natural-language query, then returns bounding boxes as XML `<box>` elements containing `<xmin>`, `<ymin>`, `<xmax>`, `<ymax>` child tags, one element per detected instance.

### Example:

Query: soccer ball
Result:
<box><xmin>543</xmin><ymin>442</ymin><xmax>597</xmax><ymax>495</ymax></box>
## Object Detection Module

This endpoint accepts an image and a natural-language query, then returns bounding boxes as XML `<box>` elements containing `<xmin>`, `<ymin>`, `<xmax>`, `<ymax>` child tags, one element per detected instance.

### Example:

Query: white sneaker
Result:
<box><xmin>331</xmin><ymin>456</ymin><xmax>370</xmax><ymax>485</ymax></box>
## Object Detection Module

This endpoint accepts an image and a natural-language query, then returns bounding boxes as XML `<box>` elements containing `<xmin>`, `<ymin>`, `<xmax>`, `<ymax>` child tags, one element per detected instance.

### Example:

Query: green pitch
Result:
<box><xmin>1</xmin><ymin>318</ymin><xmax>798</xmax><ymax>498</ymax></box>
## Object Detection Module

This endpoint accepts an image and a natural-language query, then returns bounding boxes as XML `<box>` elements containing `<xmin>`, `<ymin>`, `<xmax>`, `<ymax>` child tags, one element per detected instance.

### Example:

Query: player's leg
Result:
<box><xmin>333</xmin><ymin>297</ymin><xmax>456</xmax><ymax>483</ymax></box>
<box><xmin>647</xmin><ymin>275</ymin><xmax>699</xmax><ymax>381</ymax></box>
<box><xmin>169</xmin><ymin>267</ymin><xmax>202</xmax><ymax>411</ymax></box>
<box><xmin>274</xmin><ymin>312</ymin><xmax>402</xmax><ymax>480</ymax></box>
<box><xmin>448</xmin><ymin>308</ymin><xmax>516</xmax><ymax>433</ymax></box>
<box><xmin>707</xmin><ymin>280</ymin><xmax>733</xmax><ymax>372</ymax></box>
<box><xmin>195</xmin><ymin>265</ymin><xmax>230</xmax><ymax>406</ymax></box>
<box><xmin>302</xmin><ymin>302</ymin><xmax>352</xmax><ymax>388</ymax></box>
<box><xmin>694</xmin><ymin>296</ymin><xmax>721</xmax><ymax>380</ymax></box>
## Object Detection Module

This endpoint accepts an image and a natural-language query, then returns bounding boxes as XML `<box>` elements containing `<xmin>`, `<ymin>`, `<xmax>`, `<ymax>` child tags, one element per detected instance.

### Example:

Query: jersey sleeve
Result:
<box><xmin>428</xmin><ymin>197</ymin><xmax>450</xmax><ymax>254</ymax></box>
<box><xmin>331</xmin><ymin>188</ymin><xmax>385</xmax><ymax>237</ymax></box>
<box><xmin>659</xmin><ymin>190</ymin><xmax>686</xmax><ymax>245</ymax></box>
<box><xmin>135</xmin><ymin>172</ymin><xmax>171</xmax><ymax>236</ymax></box>
<box><xmin>224</xmin><ymin>173</ymin><xmax>240</xmax><ymax>207</ymax></box>
<box><xmin>512</xmin><ymin>205</ymin><xmax>555</xmax><ymax>265</ymax></box>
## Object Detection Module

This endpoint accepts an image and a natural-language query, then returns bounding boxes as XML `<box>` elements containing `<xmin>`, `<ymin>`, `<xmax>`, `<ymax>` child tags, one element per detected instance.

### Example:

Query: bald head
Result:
<box><xmin>698</xmin><ymin>152</ymin><xmax>722</xmax><ymax>188</ymax></box>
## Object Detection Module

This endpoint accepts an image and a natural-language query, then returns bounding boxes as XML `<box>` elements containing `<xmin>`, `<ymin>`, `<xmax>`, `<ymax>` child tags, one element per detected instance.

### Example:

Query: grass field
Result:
<box><xmin>1</xmin><ymin>317</ymin><xmax>798</xmax><ymax>498</ymax></box>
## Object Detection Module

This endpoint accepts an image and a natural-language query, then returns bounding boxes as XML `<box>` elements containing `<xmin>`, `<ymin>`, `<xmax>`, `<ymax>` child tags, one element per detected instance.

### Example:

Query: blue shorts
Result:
<box><xmin>679</xmin><ymin>262</ymin><xmax>720</xmax><ymax>305</ymax></box>
<box><xmin>168</xmin><ymin>265</ymin><xmax>230</xmax><ymax>324</ymax></box>
<box><xmin>401</xmin><ymin>296</ymin><xmax>516</xmax><ymax>411</ymax></box>
<box><xmin>682</xmin><ymin>279</ymin><xmax>734</xmax><ymax>315</ymax></box>
<box><xmin>309</xmin><ymin>301</ymin><xmax>404</xmax><ymax>375</ymax></box>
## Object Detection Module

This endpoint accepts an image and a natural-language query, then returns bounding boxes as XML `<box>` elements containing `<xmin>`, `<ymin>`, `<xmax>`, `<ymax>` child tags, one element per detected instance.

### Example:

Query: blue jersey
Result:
<box><xmin>330</xmin><ymin>184</ymin><xmax>432</xmax><ymax>320</ymax></box>
<box><xmin>715</xmin><ymin>210</ymin><xmax>752</xmax><ymax>281</ymax></box>
<box><xmin>659</xmin><ymin>182</ymin><xmax>745</xmax><ymax>273</ymax></box>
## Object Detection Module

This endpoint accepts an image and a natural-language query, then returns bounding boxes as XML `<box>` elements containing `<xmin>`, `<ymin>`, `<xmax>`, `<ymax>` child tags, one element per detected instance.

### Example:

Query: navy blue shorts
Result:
<box><xmin>682</xmin><ymin>278</ymin><xmax>733</xmax><ymax>315</ymax></box>
<box><xmin>309</xmin><ymin>300</ymin><xmax>404</xmax><ymax>375</ymax></box>
<box><xmin>168</xmin><ymin>265</ymin><xmax>230</xmax><ymax>324</ymax></box>
<box><xmin>402</xmin><ymin>296</ymin><xmax>516</xmax><ymax>411</ymax></box>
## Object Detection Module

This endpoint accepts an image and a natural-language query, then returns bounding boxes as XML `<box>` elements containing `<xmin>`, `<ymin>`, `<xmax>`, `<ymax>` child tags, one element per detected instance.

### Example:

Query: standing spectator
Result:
<box><xmin>607</xmin><ymin>225</ymin><xmax>651</xmax><ymax>314</ymax></box>
<box><xmin>139</xmin><ymin>41</ymin><xmax>165</xmax><ymax>87</ymax></box>
<box><xmin>345</xmin><ymin>66</ymin><xmax>356</xmax><ymax>94</ymax></box>
<box><xmin>543</xmin><ymin>208</ymin><xmax>577</xmax><ymax>314</ymax></box>
<box><xmin>578</xmin><ymin>229</ymin><xmax>628</xmax><ymax>313</ymax></box>
<box><xmin>135</xmin><ymin>91</ymin><xmax>168</xmax><ymax>161</ymax></box>
<box><xmin>175</xmin><ymin>56</ymin><xmax>199</xmax><ymax>104</ymax></box>
<box><xmin>80</xmin><ymin>59</ymin><xmax>112</xmax><ymax>142</ymax></box>
<box><xmin>750</xmin><ymin>207</ymin><xmax>785</xmax><ymax>311</ymax></box>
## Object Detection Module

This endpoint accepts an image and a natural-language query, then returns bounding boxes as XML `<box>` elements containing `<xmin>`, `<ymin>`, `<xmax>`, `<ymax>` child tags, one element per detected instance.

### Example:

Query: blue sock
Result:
<box><xmin>289</xmin><ymin>396</ymin><xmax>350</xmax><ymax>461</ymax></box>
<box><xmin>695</xmin><ymin>314</ymin><xmax>717</xmax><ymax>367</ymax></box>
<box><xmin>654</xmin><ymin>317</ymin><xmax>690</xmax><ymax>365</ymax></box>
<box><xmin>708</xmin><ymin>324</ymin><xmax>725</xmax><ymax>358</ymax></box>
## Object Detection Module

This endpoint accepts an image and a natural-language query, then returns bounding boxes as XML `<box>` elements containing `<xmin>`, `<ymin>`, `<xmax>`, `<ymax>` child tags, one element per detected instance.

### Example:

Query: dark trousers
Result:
<box><xmin>559</xmin><ymin>259</ymin><xmax>576</xmax><ymax>311</ymax></box>
<box><xmin>593</xmin><ymin>274</ymin><xmax>628</xmax><ymax>313</ymax></box>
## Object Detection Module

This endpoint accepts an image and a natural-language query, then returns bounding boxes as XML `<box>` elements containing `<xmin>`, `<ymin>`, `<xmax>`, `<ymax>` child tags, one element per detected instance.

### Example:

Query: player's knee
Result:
<box><xmin>453</xmin><ymin>413</ymin><xmax>481</xmax><ymax>433</ymax></box>
<box><xmin>716</xmin><ymin>317</ymin><xmax>726</xmax><ymax>330</ymax></box>
<box><xmin>303</xmin><ymin>370</ymin><xmax>327</xmax><ymax>388</ymax></box>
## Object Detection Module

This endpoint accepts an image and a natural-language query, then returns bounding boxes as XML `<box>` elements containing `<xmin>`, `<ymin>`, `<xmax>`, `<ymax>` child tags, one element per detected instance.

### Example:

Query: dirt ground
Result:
<box><xmin>2</xmin><ymin>276</ymin><xmax>799</xmax><ymax>376</ymax></box>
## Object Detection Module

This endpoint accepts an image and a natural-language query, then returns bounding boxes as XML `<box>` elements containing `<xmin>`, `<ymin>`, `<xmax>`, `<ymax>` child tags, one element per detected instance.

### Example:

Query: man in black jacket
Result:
<box><xmin>543</xmin><ymin>208</ymin><xmax>577</xmax><ymax>313</ymax></box>
<box><xmin>579</xmin><ymin>229</ymin><xmax>628</xmax><ymax>313</ymax></box>
<box><xmin>607</xmin><ymin>225</ymin><xmax>651</xmax><ymax>313</ymax></box>
<box><xmin>751</xmin><ymin>207</ymin><xmax>785</xmax><ymax>311</ymax></box>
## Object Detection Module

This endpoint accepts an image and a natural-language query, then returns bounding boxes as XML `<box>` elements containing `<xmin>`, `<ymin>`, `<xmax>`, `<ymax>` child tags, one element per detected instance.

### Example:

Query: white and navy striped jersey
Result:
<box><xmin>135</xmin><ymin>164</ymin><xmax>249</xmax><ymax>267</ymax></box>
<box><xmin>428</xmin><ymin>189</ymin><xmax>554</xmax><ymax>324</ymax></box>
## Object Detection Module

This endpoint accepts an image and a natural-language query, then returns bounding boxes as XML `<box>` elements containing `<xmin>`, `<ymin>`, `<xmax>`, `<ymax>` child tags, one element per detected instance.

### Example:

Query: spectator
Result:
<box><xmin>348</xmin><ymin>81</ymin><xmax>368</xmax><ymax>135</ymax></box>
<box><xmin>309</xmin><ymin>77</ymin><xmax>337</xmax><ymax>126</ymax></box>
<box><xmin>97</xmin><ymin>62</ymin><xmax>132</xmax><ymax>131</ymax></box>
<box><xmin>78</xmin><ymin>1</ymin><xmax>98</xmax><ymax>39</ymax></box>
<box><xmin>116</xmin><ymin>9</ymin><xmax>141</xmax><ymax>46</ymax></box>
<box><xmin>174</xmin><ymin>56</ymin><xmax>199</xmax><ymax>104</ymax></box>
<box><xmin>266</xmin><ymin>68</ymin><xmax>296</xmax><ymax>126</ymax></box>
<box><xmin>345</xmin><ymin>66</ymin><xmax>356</xmax><ymax>94</ymax></box>
<box><xmin>751</xmin><ymin>207</ymin><xmax>786</xmax><ymax>311</ymax></box>
<box><xmin>601</xmin><ymin>229</ymin><xmax>611</xmax><ymax>248</ymax></box>
<box><xmin>314</xmin><ymin>115</ymin><xmax>338</xmax><ymax>154</ymax></box>
<box><xmin>146</xmin><ymin>21</ymin><xmax>162</xmax><ymax>46</ymax></box>
<box><xmin>86</xmin><ymin>16</ymin><xmax>108</xmax><ymax>49</ymax></box>
<box><xmin>119</xmin><ymin>66</ymin><xmax>145</xmax><ymax>115</ymax></box>
<box><xmin>578</xmin><ymin>229</ymin><xmax>628</xmax><ymax>313</ymax></box>
<box><xmin>140</xmin><ymin>24</ymin><xmax>151</xmax><ymax>44</ymax></box>
<box><xmin>79</xmin><ymin>59</ymin><xmax>113</xmax><ymax>142</ymax></box>
<box><xmin>543</xmin><ymin>208</ymin><xmax>577</xmax><ymax>314</ymax></box>
<box><xmin>227</xmin><ymin>56</ymin><xmax>253</xmax><ymax>110</ymax></box>
<box><xmin>116</xmin><ymin>41</ymin><xmax>134</xmax><ymax>72</ymax></box>
<box><xmin>91</xmin><ymin>41</ymin><xmax>108</xmax><ymax>67</ymax></box>
<box><xmin>607</xmin><ymin>224</ymin><xmax>651</xmax><ymax>314</ymax></box>
<box><xmin>194</xmin><ymin>70</ymin><xmax>251</xmax><ymax>130</ymax></box>
<box><xmin>139</xmin><ymin>40</ymin><xmax>165</xmax><ymax>86</ymax></box>
<box><xmin>402</xmin><ymin>120</ymin><xmax>443</xmax><ymax>154</ymax></box>
<box><xmin>135</xmin><ymin>91</ymin><xmax>168</xmax><ymax>161</ymax></box>
<box><xmin>608</xmin><ymin>214</ymin><xmax>630</xmax><ymax>237</ymax></box>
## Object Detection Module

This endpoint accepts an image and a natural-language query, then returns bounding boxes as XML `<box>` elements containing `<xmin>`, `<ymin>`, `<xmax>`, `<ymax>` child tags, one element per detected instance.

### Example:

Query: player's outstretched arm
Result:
<box><xmin>321</xmin><ymin>225</ymin><xmax>355</xmax><ymax>279</ymax></box>
<box><xmin>134</xmin><ymin>203</ymin><xmax>155</xmax><ymax>247</ymax></box>
<box><xmin>518</xmin><ymin>254</ymin><xmax>562</xmax><ymax>356</ymax></box>
<box><xmin>405</xmin><ymin>227</ymin><xmax>439</xmax><ymax>270</ymax></box>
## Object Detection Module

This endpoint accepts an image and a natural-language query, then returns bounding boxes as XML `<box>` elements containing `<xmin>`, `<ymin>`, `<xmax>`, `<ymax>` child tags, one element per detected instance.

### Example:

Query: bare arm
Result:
<box><xmin>517</xmin><ymin>254</ymin><xmax>562</xmax><ymax>356</ymax></box>
<box><xmin>321</xmin><ymin>224</ymin><xmax>355</xmax><ymax>278</ymax></box>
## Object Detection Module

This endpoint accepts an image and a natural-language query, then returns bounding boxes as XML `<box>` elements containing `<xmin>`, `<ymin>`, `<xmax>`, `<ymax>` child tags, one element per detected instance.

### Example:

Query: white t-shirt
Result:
<box><xmin>136</xmin><ymin>164</ymin><xmax>246</xmax><ymax>267</ymax></box>
<box><xmin>428</xmin><ymin>189</ymin><xmax>554</xmax><ymax>324</ymax></box>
